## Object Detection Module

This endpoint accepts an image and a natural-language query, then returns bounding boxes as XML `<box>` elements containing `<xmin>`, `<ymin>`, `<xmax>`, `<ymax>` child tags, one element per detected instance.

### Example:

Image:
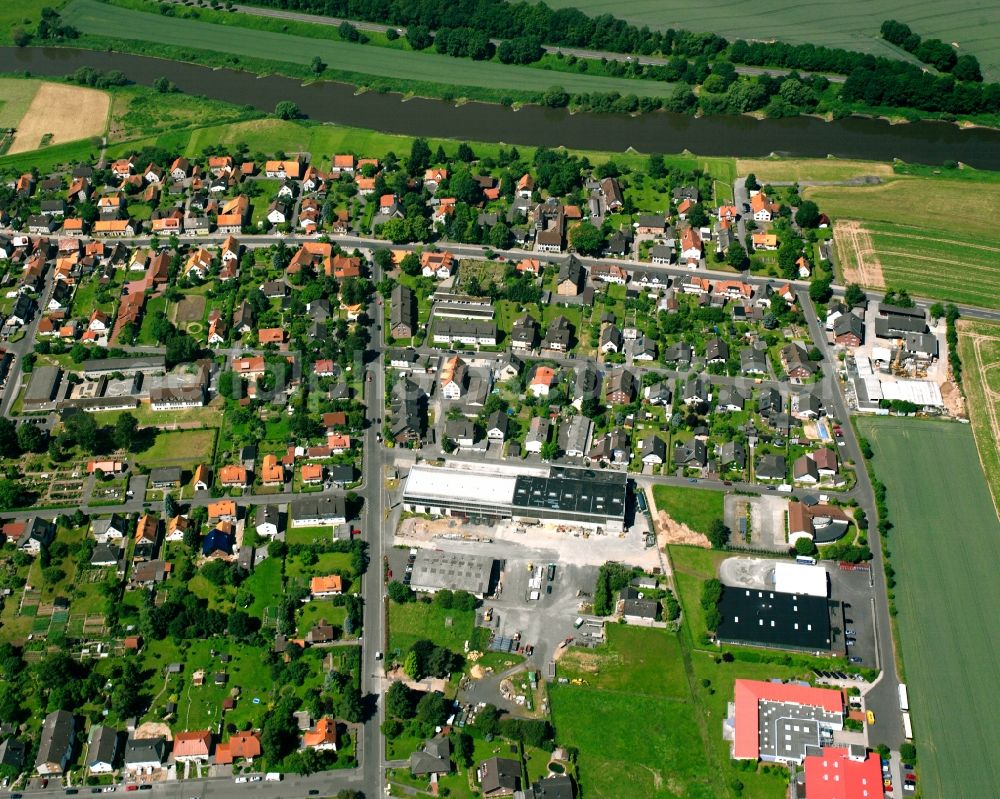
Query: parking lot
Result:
<box><xmin>724</xmin><ymin>493</ymin><xmax>789</xmax><ymax>552</ymax></box>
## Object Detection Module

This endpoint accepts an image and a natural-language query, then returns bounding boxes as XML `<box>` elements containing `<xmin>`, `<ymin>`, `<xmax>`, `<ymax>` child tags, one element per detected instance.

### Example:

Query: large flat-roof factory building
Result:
<box><xmin>409</xmin><ymin>551</ymin><xmax>498</xmax><ymax>598</ymax></box>
<box><xmin>402</xmin><ymin>463</ymin><xmax>628</xmax><ymax>532</ymax></box>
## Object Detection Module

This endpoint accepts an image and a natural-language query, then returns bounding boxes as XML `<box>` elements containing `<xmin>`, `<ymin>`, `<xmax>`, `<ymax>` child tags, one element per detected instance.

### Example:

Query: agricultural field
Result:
<box><xmin>532</xmin><ymin>0</ymin><xmax>1000</xmax><ymax>80</ymax></box>
<box><xmin>7</xmin><ymin>82</ymin><xmax>109</xmax><ymax>154</ymax></box>
<box><xmin>806</xmin><ymin>177</ymin><xmax>1000</xmax><ymax>308</ymax></box>
<box><xmin>63</xmin><ymin>0</ymin><xmax>677</xmax><ymax>97</ymax></box>
<box><xmin>857</xmin><ymin>417</ymin><xmax>1000</xmax><ymax>799</ymax></box>
<box><xmin>0</xmin><ymin>78</ymin><xmax>41</xmax><ymax>131</ymax></box>
<box><xmin>957</xmin><ymin>319</ymin><xmax>1000</xmax><ymax>516</ymax></box>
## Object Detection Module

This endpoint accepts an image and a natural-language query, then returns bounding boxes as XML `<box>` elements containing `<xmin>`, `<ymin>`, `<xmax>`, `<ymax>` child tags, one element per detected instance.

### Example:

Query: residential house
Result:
<box><xmin>717</xmin><ymin>385</ymin><xmax>746</xmax><ymax>412</ymax></box>
<box><xmin>35</xmin><ymin>710</ymin><xmax>76</xmax><ymax>775</ymax></box>
<box><xmin>680</xmin><ymin>227</ymin><xmax>702</xmax><ymax>265</ymax></box>
<box><xmin>214</xmin><ymin>733</ymin><xmax>261</xmax><ymax>765</ymax></box>
<box><xmin>133</xmin><ymin>515</ymin><xmax>160</xmax><ymax>561</ymax></box>
<box><xmin>589</xmin><ymin>429</ymin><xmax>630</xmax><ymax>464</ymax></box>
<box><xmin>390</xmin><ymin>284</ymin><xmax>417</xmax><ymax>339</ymax></box>
<box><xmin>560</xmin><ymin>415</ymin><xmax>593</xmax><ymax>458</ymax></box>
<box><xmin>705</xmin><ymin>337</ymin><xmax>729</xmax><ymax>364</ymax></box>
<box><xmin>485</xmin><ymin>411</ymin><xmax>509</xmax><ymax>442</ymax></box>
<box><xmin>264</xmin><ymin>159</ymin><xmax>301</xmax><ymax>180</ymax></box>
<box><xmin>16</xmin><ymin>517</ymin><xmax>54</xmax><ymax>555</ymax></box>
<box><xmin>172</xmin><ymin>731</ymin><xmax>212</xmax><ymax>763</ymax></box>
<box><xmin>740</xmin><ymin>348</ymin><xmax>768</xmax><ymax>375</ymax></box>
<box><xmin>752</xmin><ymin>233</ymin><xmax>778</xmax><ymax>251</ymax></box>
<box><xmin>756</xmin><ymin>454</ymin><xmax>787</xmax><ymax>481</ymax></box>
<box><xmin>86</xmin><ymin>725</ymin><xmax>119</xmax><ymax>774</ymax></box>
<box><xmin>639</xmin><ymin>433</ymin><xmax>667</xmax><ymax>465</ymax></box>
<box><xmin>439</xmin><ymin>356</ymin><xmax>468</xmax><ymax>400</ymax></box>
<box><xmin>91</xmin><ymin>513</ymin><xmax>127</xmax><ymax>544</ymax></box>
<box><xmin>510</xmin><ymin>315</ymin><xmax>539</xmax><ymax>351</ymax></box>
<box><xmin>291</xmin><ymin>496</ymin><xmax>346</xmax><ymax>528</ymax></box>
<box><xmin>599</xmin><ymin>325</ymin><xmax>623</xmax><ymax>354</ymax></box>
<box><xmin>410</xmin><ymin>736</ymin><xmax>451</xmax><ymax>777</ymax></box>
<box><xmin>524</xmin><ymin>417</ymin><xmax>551</xmax><ymax>454</ymax></box>
<box><xmin>605</xmin><ymin>369</ymin><xmax>637</xmax><ymax>404</ymax></box>
<box><xmin>420</xmin><ymin>250</ymin><xmax>455</xmax><ymax>279</ymax></box>
<box><xmin>541</xmin><ymin>316</ymin><xmax>573</xmax><ymax>352</ymax></box>
<box><xmin>719</xmin><ymin>441</ymin><xmax>747</xmax><ymax>471</ymax></box>
<box><xmin>833</xmin><ymin>313</ymin><xmax>864</xmax><ymax>347</ymax></box>
<box><xmin>311</xmin><ymin>575</ymin><xmax>343</xmax><ymax>598</ymax></box>
<box><xmin>256</xmin><ymin>505</ymin><xmax>280</xmax><ymax>537</ymax></box>
<box><xmin>600</xmin><ymin>176</ymin><xmax>623</xmax><ymax>211</ymax></box>
<box><xmin>123</xmin><ymin>736</ymin><xmax>165</xmax><ymax>772</ymax></box>
<box><xmin>260</xmin><ymin>454</ymin><xmax>285</xmax><ymax>486</ymax></box>
<box><xmin>636</xmin><ymin>215</ymin><xmax>669</xmax><ymax>236</ymax></box>
<box><xmin>750</xmin><ymin>192</ymin><xmax>778</xmax><ymax>222</ymax></box>
<box><xmin>556</xmin><ymin>256</ymin><xmax>584</xmax><ymax>296</ymax></box>
<box><xmin>673</xmin><ymin>440</ymin><xmax>707</xmax><ymax>469</ymax></box>
<box><xmin>479</xmin><ymin>757</ymin><xmax>521</xmax><ymax>797</ymax></box>
<box><xmin>302</xmin><ymin>718</ymin><xmax>338</xmax><ymax>751</ymax></box>
<box><xmin>219</xmin><ymin>465</ymin><xmax>250</xmax><ymax>488</ymax></box>
<box><xmin>528</xmin><ymin>365</ymin><xmax>557</xmax><ymax>398</ymax></box>
<box><xmin>780</xmin><ymin>344</ymin><xmax>817</xmax><ymax>381</ymax></box>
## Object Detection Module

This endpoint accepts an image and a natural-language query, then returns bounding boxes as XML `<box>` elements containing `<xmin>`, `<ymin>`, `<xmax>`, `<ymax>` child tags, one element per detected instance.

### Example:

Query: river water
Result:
<box><xmin>3</xmin><ymin>46</ymin><xmax>1000</xmax><ymax>169</ymax></box>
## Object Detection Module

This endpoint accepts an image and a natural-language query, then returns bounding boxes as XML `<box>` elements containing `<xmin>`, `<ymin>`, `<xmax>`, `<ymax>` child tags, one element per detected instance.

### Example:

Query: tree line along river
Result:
<box><xmin>3</xmin><ymin>46</ymin><xmax>1000</xmax><ymax>169</ymax></box>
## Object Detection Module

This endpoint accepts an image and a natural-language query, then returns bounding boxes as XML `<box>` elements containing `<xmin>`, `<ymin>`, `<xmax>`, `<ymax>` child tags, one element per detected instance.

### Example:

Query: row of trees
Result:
<box><xmin>880</xmin><ymin>20</ymin><xmax>981</xmax><ymax>80</ymax></box>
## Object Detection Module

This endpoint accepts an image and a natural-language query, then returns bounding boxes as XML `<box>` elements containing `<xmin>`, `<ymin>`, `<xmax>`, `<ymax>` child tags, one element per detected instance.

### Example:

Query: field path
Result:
<box><xmin>8</xmin><ymin>82</ymin><xmax>109</xmax><ymax>154</ymax></box>
<box><xmin>834</xmin><ymin>220</ymin><xmax>884</xmax><ymax>289</ymax></box>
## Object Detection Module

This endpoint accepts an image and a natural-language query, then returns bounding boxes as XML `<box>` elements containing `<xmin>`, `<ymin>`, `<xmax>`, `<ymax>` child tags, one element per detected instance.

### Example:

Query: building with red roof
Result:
<box><xmin>726</xmin><ymin>679</ymin><xmax>844</xmax><ymax>763</ymax></box>
<box><xmin>803</xmin><ymin>745</ymin><xmax>884</xmax><ymax>799</ymax></box>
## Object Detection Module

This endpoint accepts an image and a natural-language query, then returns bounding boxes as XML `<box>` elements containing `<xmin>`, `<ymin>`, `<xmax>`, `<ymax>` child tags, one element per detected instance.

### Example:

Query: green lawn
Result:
<box><xmin>652</xmin><ymin>485</ymin><xmax>725</xmax><ymax>535</ymax></box>
<box><xmin>244</xmin><ymin>555</ymin><xmax>283</xmax><ymax>619</ymax></box>
<box><xmin>857</xmin><ymin>417</ymin><xmax>1000</xmax><ymax>798</ymax></box>
<box><xmin>387</xmin><ymin>599</ymin><xmax>475</xmax><ymax>656</ymax></box>
<box><xmin>134</xmin><ymin>429</ymin><xmax>217</xmax><ymax>470</ymax></box>
<box><xmin>533</xmin><ymin>0</ymin><xmax>1000</xmax><ymax>80</ymax></box>
<box><xmin>548</xmin><ymin>625</ymin><xmax>788</xmax><ymax>799</ymax></box>
<box><xmin>64</xmin><ymin>0</ymin><xmax>677</xmax><ymax>97</ymax></box>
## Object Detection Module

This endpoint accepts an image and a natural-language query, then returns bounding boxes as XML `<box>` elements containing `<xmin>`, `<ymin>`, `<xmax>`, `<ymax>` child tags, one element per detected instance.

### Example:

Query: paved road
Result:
<box><xmin>797</xmin><ymin>288</ymin><xmax>904</xmax><ymax>749</ymax></box>
<box><xmin>96</xmin><ymin>230</ymin><xmax>1000</xmax><ymax>323</ymax></box>
<box><xmin>174</xmin><ymin>0</ymin><xmax>847</xmax><ymax>84</ymax></box>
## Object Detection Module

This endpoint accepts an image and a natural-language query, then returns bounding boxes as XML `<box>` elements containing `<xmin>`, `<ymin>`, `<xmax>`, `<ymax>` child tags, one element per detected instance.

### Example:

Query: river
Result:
<box><xmin>4</xmin><ymin>46</ymin><xmax>1000</xmax><ymax>169</ymax></box>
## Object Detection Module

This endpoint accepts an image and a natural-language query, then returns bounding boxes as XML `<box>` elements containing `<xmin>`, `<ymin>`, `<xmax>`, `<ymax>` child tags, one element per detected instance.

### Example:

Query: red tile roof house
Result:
<box><xmin>314</xmin><ymin>359</ymin><xmax>336</xmax><ymax>377</ymax></box>
<box><xmin>258</xmin><ymin>328</ymin><xmax>287</xmax><ymax>347</ymax></box>
<box><xmin>214</xmin><ymin>733</ymin><xmax>261</xmax><ymax>765</ymax></box>
<box><xmin>301</xmin><ymin>463</ymin><xmax>324</xmax><ymax>485</ymax></box>
<box><xmin>173</xmin><ymin>731</ymin><xmax>212</xmax><ymax>762</ymax></box>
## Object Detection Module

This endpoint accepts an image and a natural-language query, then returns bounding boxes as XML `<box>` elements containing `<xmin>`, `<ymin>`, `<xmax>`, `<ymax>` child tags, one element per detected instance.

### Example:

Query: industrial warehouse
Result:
<box><xmin>401</xmin><ymin>463</ymin><xmax>628</xmax><ymax>532</ymax></box>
